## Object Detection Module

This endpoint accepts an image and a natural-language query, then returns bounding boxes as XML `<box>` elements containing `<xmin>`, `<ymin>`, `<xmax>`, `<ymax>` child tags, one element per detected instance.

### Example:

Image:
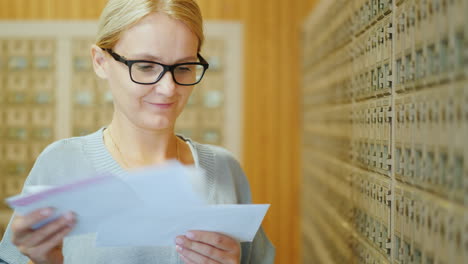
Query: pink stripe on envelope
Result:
<box><xmin>8</xmin><ymin>175</ymin><xmax>112</xmax><ymax>207</ymax></box>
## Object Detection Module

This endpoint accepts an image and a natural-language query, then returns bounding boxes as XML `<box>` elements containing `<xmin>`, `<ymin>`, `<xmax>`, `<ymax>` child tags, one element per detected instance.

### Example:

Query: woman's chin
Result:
<box><xmin>140</xmin><ymin>117</ymin><xmax>175</xmax><ymax>131</ymax></box>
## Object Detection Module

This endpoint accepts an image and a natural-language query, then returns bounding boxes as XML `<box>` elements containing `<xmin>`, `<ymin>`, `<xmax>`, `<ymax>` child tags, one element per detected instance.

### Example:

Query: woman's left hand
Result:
<box><xmin>175</xmin><ymin>230</ymin><xmax>240</xmax><ymax>264</ymax></box>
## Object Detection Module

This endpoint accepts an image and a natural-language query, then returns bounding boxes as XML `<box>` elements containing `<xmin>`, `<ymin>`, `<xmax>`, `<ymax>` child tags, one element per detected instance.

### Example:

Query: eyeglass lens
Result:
<box><xmin>131</xmin><ymin>62</ymin><xmax>206</xmax><ymax>85</ymax></box>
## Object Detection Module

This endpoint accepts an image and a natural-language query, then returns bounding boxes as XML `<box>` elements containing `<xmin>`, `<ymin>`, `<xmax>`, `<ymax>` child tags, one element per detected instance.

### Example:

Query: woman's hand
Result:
<box><xmin>175</xmin><ymin>231</ymin><xmax>240</xmax><ymax>264</ymax></box>
<box><xmin>11</xmin><ymin>208</ymin><xmax>76</xmax><ymax>264</ymax></box>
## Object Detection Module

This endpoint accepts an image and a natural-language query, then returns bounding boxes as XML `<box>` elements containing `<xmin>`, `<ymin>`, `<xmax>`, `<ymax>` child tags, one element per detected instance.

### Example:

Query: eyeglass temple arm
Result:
<box><xmin>197</xmin><ymin>53</ymin><xmax>209</xmax><ymax>69</ymax></box>
<box><xmin>104</xmin><ymin>48</ymin><xmax>128</xmax><ymax>65</ymax></box>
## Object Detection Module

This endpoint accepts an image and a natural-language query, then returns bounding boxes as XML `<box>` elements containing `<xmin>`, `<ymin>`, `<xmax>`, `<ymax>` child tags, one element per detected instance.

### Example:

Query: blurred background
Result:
<box><xmin>1</xmin><ymin>0</ymin><xmax>467</xmax><ymax>264</ymax></box>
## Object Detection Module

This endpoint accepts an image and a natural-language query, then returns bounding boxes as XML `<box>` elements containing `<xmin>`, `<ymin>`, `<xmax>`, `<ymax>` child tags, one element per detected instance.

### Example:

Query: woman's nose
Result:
<box><xmin>154</xmin><ymin>71</ymin><xmax>176</xmax><ymax>96</ymax></box>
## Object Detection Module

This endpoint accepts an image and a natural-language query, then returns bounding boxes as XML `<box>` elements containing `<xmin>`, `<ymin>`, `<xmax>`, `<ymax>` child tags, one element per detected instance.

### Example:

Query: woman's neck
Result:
<box><xmin>105</xmin><ymin>117</ymin><xmax>179</xmax><ymax>169</ymax></box>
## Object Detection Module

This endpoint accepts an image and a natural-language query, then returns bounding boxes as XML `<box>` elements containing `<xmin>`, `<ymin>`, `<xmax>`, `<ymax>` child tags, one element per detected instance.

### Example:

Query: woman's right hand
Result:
<box><xmin>10</xmin><ymin>208</ymin><xmax>76</xmax><ymax>264</ymax></box>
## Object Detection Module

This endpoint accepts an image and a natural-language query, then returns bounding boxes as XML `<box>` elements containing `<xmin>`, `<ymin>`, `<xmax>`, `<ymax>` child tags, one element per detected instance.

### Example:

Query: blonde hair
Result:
<box><xmin>96</xmin><ymin>0</ymin><xmax>204</xmax><ymax>51</ymax></box>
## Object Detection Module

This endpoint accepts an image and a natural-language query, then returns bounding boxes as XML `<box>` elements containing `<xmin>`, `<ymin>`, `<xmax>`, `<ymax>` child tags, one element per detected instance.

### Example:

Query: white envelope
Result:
<box><xmin>6</xmin><ymin>161</ymin><xmax>270</xmax><ymax>246</ymax></box>
<box><xmin>119</xmin><ymin>161</ymin><xmax>208</xmax><ymax>209</ymax></box>
<box><xmin>96</xmin><ymin>204</ymin><xmax>270</xmax><ymax>247</ymax></box>
<box><xmin>6</xmin><ymin>174</ymin><xmax>142</xmax><ymax>236</ymax></box>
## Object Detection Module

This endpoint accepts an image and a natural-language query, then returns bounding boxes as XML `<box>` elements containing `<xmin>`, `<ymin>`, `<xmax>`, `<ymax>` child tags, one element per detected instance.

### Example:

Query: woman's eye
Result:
<box><xmin>136</xmin><ymin>64</ymin><xmax>156</xmax><ymax>72</ymax></box>
<box><xmin>177</xmin><ymin>66</ymin><xmax>192</xmax><ymax>72</ymax></box>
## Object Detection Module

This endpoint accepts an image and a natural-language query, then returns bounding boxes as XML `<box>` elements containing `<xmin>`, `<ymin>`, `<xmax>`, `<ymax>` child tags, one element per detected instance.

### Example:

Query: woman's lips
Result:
<box><xmin>146</xmin><ymin>102</ymin><xmax>174</xmax><ymax>109</ymax></box>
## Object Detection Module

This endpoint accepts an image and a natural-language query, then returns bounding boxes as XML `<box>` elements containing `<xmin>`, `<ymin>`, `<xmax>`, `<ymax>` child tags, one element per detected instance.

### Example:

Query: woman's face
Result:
<box><xmin>100</xmin><ymin>12</ymin><xmax>199</xmax><ymax>131</ymax></box>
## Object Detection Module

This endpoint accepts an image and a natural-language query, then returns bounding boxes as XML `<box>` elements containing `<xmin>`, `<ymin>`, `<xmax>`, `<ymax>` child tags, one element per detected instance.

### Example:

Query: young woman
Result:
<box><xmin>0</xmin><ymin>0</ymin><xmax>275</xmax><ymax>263</ymax></box>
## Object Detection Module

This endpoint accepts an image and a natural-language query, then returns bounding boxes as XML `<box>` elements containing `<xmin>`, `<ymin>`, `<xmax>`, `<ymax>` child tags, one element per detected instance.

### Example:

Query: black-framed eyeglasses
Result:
<box><xmin>104</xmin><ymin>49</ymin><xmax>209</xmax><ymax>86</ymax></box>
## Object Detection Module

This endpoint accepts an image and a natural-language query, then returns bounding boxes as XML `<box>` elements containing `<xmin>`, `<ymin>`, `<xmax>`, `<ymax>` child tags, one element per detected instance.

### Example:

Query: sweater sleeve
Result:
<box><xmin>0</xmin><ymin>144</ymin><xmax>55</xmax><ymax>264</ymax></box>
<box><xmin>220</xmin><ymin>148</ymin><xmax>276</xmax><ymax>264</ymax></box>
<box><xmin>0</xmin><ymin>213</ymin><xmax>29</xmax><ymax>264</ymax></box>
<box><xmin>246</xmin><ymin>227</ymin><xmax>276</xmax><ymax>264</ymax></box>
<box><xmin>0</xmin><ymin>138</ymin><xmax>89</xmax><ymax>264</ymax></box>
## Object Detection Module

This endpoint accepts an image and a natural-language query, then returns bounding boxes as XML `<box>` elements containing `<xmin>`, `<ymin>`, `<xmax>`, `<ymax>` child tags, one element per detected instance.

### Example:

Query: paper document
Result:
<box><xmin>119</xmin><ymin>161</ymin><xmax>207</xmax><ymax>208</ymax></box>
<box><xmin>5</xmin><ymin>161</ymin><xmax>270</xmax><ymax>246</ymax></box>
<box><xmin>6</xmin><ymin>175</ymin><xmax>142</xmax><ymax>236</ymax></box>
<box><xmin>23</xmin><ymin>185</ymin><xmax>53</xmax><ymax>194</ymax></box>
<box><xmin>96</xmin><ymin>204</ymin><xmax>270</xmax><ymax>247</ymax></box>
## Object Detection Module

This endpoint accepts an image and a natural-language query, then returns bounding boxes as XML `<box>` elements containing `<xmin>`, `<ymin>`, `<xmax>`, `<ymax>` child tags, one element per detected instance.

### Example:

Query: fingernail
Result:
<box><xmin>185</xmin><ymin>231</ymin><xmax>195</xmax><ymax>239</ymax></box>
<box><xmin>175</xmin><ymin>237</ymin><xmax>183</xmax><ymax>245</ymax></box>
<box><xmin>40</xmin><ymin>208</ymin><xmax>52</xmax><ymax>216</ymax></box>
<box><xmin>64</xmin><ymin>212</ymin><xmax>74</xmax><ymax>221</ymax></box>
<box><xmin>175</xmin><ymin>245</ymin><xmax>182</xmax><ymax>252</ymax></box>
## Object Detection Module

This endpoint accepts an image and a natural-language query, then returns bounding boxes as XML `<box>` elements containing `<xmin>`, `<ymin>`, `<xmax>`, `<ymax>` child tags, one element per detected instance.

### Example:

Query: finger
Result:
<box><xmin>32</xmin><ymin>223</ymin><xmax>74</xmax><ymax>256</ymax></box>
<box><xmin>12</xmin><ymin>208</ymin><xmax>54</xmax><ymax>234</ymax></box>
<box><xmin>22</xmin><ymin>212</ymin><xmax>75</xmax><ymax>248</ymax></box>
<box><xmin>11</xmin><ymin>208</ymin><xmax>54</xmax><ymax>244</ymax></box>
<box><xmin>176</xmin><ymin>235</ymin><xmax>227</xmax><ymax>263</ymax></box>
<box><xmin>176</xmin><ymin>244</ymin><xmax>219</xmax><ymax>264</ymax></box>
<box><xmin>178</xmin><ymin>252</ymin><xmax>197</xmax><ymax>264</ymax></box>
<box><xmin>185</xmin><ymin>231</ymin><xmax>238</xmax><ymax>251</ymax></box>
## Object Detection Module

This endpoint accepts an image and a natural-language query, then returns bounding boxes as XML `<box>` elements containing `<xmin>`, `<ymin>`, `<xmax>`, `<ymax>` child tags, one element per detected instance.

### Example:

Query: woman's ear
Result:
<box><xmin>91</xmin><ymin>44</ymin><xmax>108</xmax><ymax>79</ymax></box>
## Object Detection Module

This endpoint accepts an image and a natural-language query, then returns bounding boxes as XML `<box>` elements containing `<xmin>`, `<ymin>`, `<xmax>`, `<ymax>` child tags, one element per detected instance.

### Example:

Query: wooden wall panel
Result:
<box><xmin>302</xmin><ymin>0</ymin><xmax>468</xmax><ymax>263</ymax></box>
<box><xmin>0</xmin><ymin>0</ymin><xmax>318</xmax><ymax>263</ymax></box>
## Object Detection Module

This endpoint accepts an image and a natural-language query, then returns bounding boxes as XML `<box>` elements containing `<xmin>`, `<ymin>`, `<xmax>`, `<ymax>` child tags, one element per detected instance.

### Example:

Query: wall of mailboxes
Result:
<box><xmin>302</xmin><ymin>0</ymin><xmax>467</xmax><ymax>263</ymax></box>
<box><xmin>0</xmin><ymin>34</ymin><xmax>228</xmax><ymax>238</ymax></box>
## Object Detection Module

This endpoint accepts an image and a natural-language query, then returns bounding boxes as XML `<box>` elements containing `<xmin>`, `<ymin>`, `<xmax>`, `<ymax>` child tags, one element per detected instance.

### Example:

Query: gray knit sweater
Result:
<box><xmin>0</xmin><ymin>128</ymin><xmax>275</xmax><ymax>264</ymax></box>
